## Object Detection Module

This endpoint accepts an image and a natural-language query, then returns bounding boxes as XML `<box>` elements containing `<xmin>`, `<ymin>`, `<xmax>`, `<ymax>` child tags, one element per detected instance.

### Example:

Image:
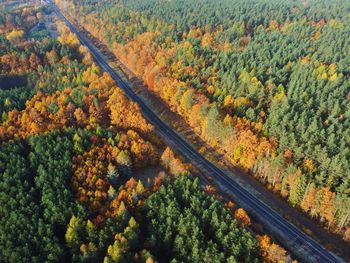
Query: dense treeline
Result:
<box><xmin>123</xmin><ymin>0</ymin><xmax>350</xmax><ymax>34</ymax></box>
<box><xmin>56</xmin><ymin>0</ymin><xmax>350</xmax><ymax>239</ymax></box>
<box><xmin>0</xmin><ymin>3</ymin><xmax>278</xmax><ymax>262</ymax></box>
<box><xmin>144</xmin><ymin>176</ymin><xmax>260</xmax><ymax>262</ymax></box>
<box><xmin>0</xmin><ymin>142</ymin><xmax>54</xmax><ymax>262</ymax></box>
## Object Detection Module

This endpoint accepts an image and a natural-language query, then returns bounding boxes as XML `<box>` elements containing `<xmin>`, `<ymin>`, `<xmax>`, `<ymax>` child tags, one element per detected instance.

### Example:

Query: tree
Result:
<box><xmin>204</xmin><ymin>185</ymin><xmax>217</xmax><ymax>195</ymax></box>
<box><xmin>74</xmin><ymin>108</ymin><xmax>88</xmax><ymax>127</ymax></box>
<box><xmin>234</xmin><ymin>208</ymin><xmax>251</xmax><ymax>226</ymax></box>
<box><xmin>343</xmin><ymin>228</ymin><xmax>350</xmax><ymax>243</ymax></box>
<box><xmin>143</xmin><ymin>176</ymin><xmax>260</xmax><ymax>262</ymax></box>
<box><xmin>66</xmin><ymin>216</ymin><xmax>84</xmax><ymax>249</ymax></box>
<box><xmin>107</xmin><ymin>163</ymin><xmax>120</xmax><ymax>184</ymax></box>
<box><xmin>108</xmin><ymin>88</ymin><xmax>153</xmax><ymax>133</ymax></box>
<box><xmin>300</xmin><ymin>183</ymin><xmax>317</xmax><ymax>215</ymax></box>
<box><xmin>319</xmin><ymin>188</ymin><xmax>336</xmax><ymax>228</ymax></box>
<box><xmin>268</xmin><ymin>243</ymin><xmax>289</xmax><ymax>262</ymax></box>
<box><xmin>288</xmin><ymin>173</ymin><xmax>307</xmax><ymax>207</ymax></box>
<box><xmin>108</xmin><ymin>185</ymin><xmax>117</xmax><ymax>200</ymax></box>
<box><xmin>46</xmin><ymin>50</ymin><xmax>59</xmax><ymax>64</ymax></box>
<box><xmin>116</xmin><ymin>150</ymin><xmax>132</xmax><ymax>176</ymax></box>
<box><xmin>86</xmin><ymin>220</ymin><xmax>96</xmax><ymax>239</ymax></box>
<box><xmin>105</xmin><ymin>234</ymin><xmax>130</xmax><ymax>263</ymax></box>
<box><xmin>160</xmin><ymin>147</ymin><xmax>187</xmax><ymax>175</ymax></box>
<box><xmin>6</xmin><ymin>29</ymin><xmax>24</xmax><ymax>42</ymax></box>
<box><xmin>29</xmin><ymin>53</ymin><xmax>41</xmax><ymax>69</ymax></box>
<box><xmin>201</xmin><ymin>106</ymin><xmax>222</xmax><ymax>146</ymax></box>
<box><xmin>160</xmin><ymin>147</ymin><xmax>175</xmax><ymax>169</ymax></box>
<box><xmin>136</xmin><ymin>180</ymin><xmax>145</xmax><ymax>195</ymax></box>
<box><xmin>257</xmin><ymin>235</ymin><xmax>289</xmax><ymax>262</ymax></box>
<box><xmin>123</xmin><ymin>217</ymin><xmax>140</xmax><ymax>249</ymax></box>
<box><xmin>179</xmin><ymin>89</ymin><xmax>194</xmax><ymax>116</ymax></box>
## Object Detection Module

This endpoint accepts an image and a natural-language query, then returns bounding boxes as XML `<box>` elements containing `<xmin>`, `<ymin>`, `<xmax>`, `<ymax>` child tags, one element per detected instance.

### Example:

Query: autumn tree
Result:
<box><xmin>234</xmin><ymin>208</ymin><xmax>251</xmax><ymax>227</ymax></box>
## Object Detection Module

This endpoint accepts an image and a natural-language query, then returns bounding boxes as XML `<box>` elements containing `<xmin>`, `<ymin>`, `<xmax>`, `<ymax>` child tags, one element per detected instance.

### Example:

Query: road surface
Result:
<box><xmin>52</xmin><ymin>4</ymin><xmax>342</xmax><ymax>263</ymax></box>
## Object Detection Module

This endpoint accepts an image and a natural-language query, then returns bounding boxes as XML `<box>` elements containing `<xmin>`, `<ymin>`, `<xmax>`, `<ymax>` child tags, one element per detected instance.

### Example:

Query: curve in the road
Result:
<box><xmin>53</xmin><ymin>5</ymin><xmax>342</xmax><ymax>263</ymax></box>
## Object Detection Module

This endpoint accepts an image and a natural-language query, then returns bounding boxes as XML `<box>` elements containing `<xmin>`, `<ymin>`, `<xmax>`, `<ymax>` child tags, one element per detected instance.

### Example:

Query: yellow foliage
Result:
<box><xmin>329</xmin><ymin>73</ymin><xmax>338</xmax><ymax>82</ymax></box>
<box><xmin>220</xmin><ymin>42</ymin><xmax>233</xmax><ymax>51</ymax></box>
<box><xmin>56</xmin><ymin>21</ymin><xmax>80</xmax><ymax>48</ymax></box>
<box><xmin>320</xmin><ymin>72</ymin><xmax>328</xmax><ymax>79</ymax></box>
<box><xmin>155</xmin><ymin>52</ymin><xmax>167</xmax><ymax>67</ymax></box>
<box><xmin>6</xmin><ymin>29</ymin><xmax>24</xmax><ymax>42</ymax></box>
<box><xmin>303</xmin><ymin>159</ymin><xmax>316</xmax><ymax>172</ymax></box>
<box><xmin>183</xmin><ymin>41</ymin><xmax>193</xmax><ymax>49</ymax></box>
<box><xmin>285</xmin><ymin>61</ymin><xmax>293</xmax><ymax>71</ymax></box>
<box><xmin>207</xmin><ymin>85</ymin><xmax>215</xmax><ymax>94</ymax></box>
<box><xmin>281</xmin><ymin>20</ymin><xmax>293</xmax><ymax>32</ymax></box>
<box><xmin>223</xmin><ymin>114</ymin><xmax>233</xmax><ymax>126</ymax></box>
<box><xmin>213</xmin><ymin>88</ymin><xmax>222</xmax><ymax>97</ymax></box>
<box><xmin>268</xmin><ymin>20</ymin><xmax>279</xmax><ymax>30</ymax></box>
<box><xmin>251</xmin><ymin>76</ymin><xmax>260</xmax><ymax>84</ymax></box>
<box><xmin>328</xmin><ymin>63</ymin><xmax>337</xmax><ymax>76</ymax></box>
<box><xmin>234</xmin><ymin>97</ymin><xmax>251</xmax><ymax>108</ymax></box>
<box><xmin>36</xmin><ymin>12</ymin><xmax>43</xmax><ymax>20</ymax></box>
<box><xmin>223</xmin><ymin>95</ymin><xmax>234</xmax><ymax>108</ymax></box>
<box><xmin>79</xmin><ymin>45</ymin><xmax>93</xmax><ymax>65</ymax></box>
<box><xmin>311</xmin><ymin>31</ymin><xmax>321</xmax><ymax>41</ymax></box>
<box><xmin>329</xmin><ymin>19</ymin><xmax>343</xmax><ymax>29</ymax></box>
<box><xmin>300</xmin><ymin>56</ymin><xmax>310</xmax><ymax>65</ymax></box>
<box><xmin>271</xmin><ymin>91</ymin><xmax>287</xmax><ymax>104</ymax></box>
<box><xmin>201</xmin><ymin>32</ymin><xmax>214</xmax><ymax>47</ymax></box>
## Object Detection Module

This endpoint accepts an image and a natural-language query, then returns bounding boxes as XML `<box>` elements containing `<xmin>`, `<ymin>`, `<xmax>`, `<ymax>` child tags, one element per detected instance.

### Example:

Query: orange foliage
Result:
<box><xmin>0</xmin><ymin>52</ymin><xmax>41</xmax><ymax>74</ymax></box>
<box><xmin>110</xmin><ymin>177</ymin><xmax>146</xmax><ymax>217</ymax></box>
<box><xmin>153</xmin><ymin>171</ymin><xmax>166</xmax><ymax>192</ymax></box>
<box><xmin>257</xmin><ymin>235</ymin><xmax>290</xmax><ymax>262</ymax></box>
<box><xmin>204</xmin><ymin>185</ymin><xmax>217</xmax><ymax>195</ymax></box>
<box><xmin>0</xmin><ymin>71</ymin><xmax>154</xmax><ymax>142</ymax></box>
<box><xmin>300</xmin><ymin>184</ymin><xmax>317</xmax><ymax>215</ymax></box>
<box><xmin>108</xmin><ymin>89</ymin><xmax>153</xmax><ymax>134</ymax></box>
<box><xmin>319</xmin><ymin>187</ymin><xmax>336</xmax><ymax>228</ymax></box>
<box><xmin>222</xmin><ymin>116</ymin><xmax>273</xmax><ymax>170</ymax></box>
<box><xmin>311</xmin><ymin>30</ymin><xmax>321</xmax><ymax>40</ymax></box>
<box><xmin>65</xmin><ymin>2</ymin><xmax>276</xmax><ymax>185</ymax></box>
<box><xmin>72</xmin><ymin>145</ymin><xmax>112</xmax><ymax>215</ymax></box>
<box><xmin>224</xmin><ymin>201</ymin><xmax>236</xmax><ymax>211</ymax></box>
<box><xmin>160</xmin><ymin>147</ymin><xmax>188</xmax><ymax>176</ymax></box>
<box><xmin>115</xmin><ymin>32</ymin><xmax>160</xmax><ymax>77</ymax></box>
<box><xmin>268</xmin><ymin>20</ymin><xmax>279</xmax><ymax>30</ymax></box>
<box><xmin>72</xmin><ymin>132</ymin><xmax>156</xmax><ymax>220</ymax></box>
<box><xmin>344</xmin><ymin>228</ymin><xmax>350</xmax><ymax>243</ymax></box>
<box><xmin>283</xmin><ymin>149</ymin><xmax>293</xmax><ymax>164</ymax></box>
<box><xmin>234</xmin><ymin>208</ymin><xmax>251</xmax><ymax>226</ymax></box>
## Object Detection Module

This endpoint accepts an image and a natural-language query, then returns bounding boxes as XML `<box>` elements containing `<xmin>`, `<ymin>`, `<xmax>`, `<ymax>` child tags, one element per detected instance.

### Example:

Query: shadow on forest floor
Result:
<box><xmin>0</xmin><ymin>75</ymin><xmax>27</xmax><ymax>90</ymax></box>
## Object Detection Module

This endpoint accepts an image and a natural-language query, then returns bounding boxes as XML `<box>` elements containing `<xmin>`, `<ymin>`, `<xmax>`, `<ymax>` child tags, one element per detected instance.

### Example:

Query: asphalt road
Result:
<box><xmin>52</xmin><ymin>4</ymin><xmax>342</xmax><ymax>263</ymax></box>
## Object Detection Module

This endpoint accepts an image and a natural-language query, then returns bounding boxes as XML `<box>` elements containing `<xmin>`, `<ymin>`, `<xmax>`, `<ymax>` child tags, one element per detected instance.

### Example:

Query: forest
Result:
<box><xmin>0</xmin><ymin>2</ymin><xmax>294</xmax><ymax>262</ymax></box>
<box><xmin>53</xmin><ymin>0</ymin><xmax>350</xmax><ymax>241</ymax></box>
